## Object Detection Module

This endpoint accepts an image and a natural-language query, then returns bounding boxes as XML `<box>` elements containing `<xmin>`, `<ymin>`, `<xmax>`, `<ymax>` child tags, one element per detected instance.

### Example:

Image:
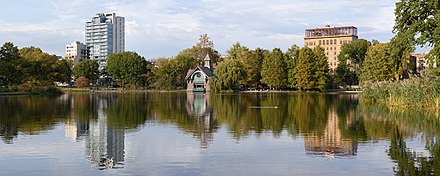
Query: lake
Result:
<box><xmin>0</xmin><ymin>92</ymin><xmax>438</xmax><ymax>175</ymax></box>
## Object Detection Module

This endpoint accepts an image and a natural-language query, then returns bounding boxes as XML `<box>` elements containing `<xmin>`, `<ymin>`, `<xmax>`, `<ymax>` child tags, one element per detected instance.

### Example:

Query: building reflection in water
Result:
<box><xmin>186</xmin><ymin>92</ymin><xmax>216</xmax><ymax>148</ymax></box>
<box><xmin>65</xmin><ymin>95</ymin><xmax>125</xmax><ymax>170</ymax></box>
<box><xmin>303</xmin><ymin>108</ymin><xmax>357</xmax><ymax>158</ymax></box>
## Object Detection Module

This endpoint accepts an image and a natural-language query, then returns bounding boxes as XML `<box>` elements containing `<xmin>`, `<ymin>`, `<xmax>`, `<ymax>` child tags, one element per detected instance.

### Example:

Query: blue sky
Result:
<box><xmin>0</xmin><ymin>0</ymin><xmax>398</xmax><ymax>59</ymax></box>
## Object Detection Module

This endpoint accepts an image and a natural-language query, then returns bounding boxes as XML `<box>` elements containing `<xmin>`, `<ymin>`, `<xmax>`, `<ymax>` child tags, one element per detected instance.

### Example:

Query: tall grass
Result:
<box><xmin>362</xmin><ymin>69</ymin><xmax>440</xmax><ymax>108</ymax></box>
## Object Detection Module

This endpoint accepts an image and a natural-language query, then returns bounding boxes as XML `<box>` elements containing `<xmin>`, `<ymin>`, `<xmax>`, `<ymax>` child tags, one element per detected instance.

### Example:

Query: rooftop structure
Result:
<box><xmin>304</xmin><ymin>26</ymin><xmax>358</xmax><ymax>70</ymax></box>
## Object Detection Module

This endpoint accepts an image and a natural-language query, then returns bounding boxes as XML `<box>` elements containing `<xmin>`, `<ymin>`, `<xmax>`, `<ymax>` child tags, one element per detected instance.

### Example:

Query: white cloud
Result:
<box><xmin>0</xmin><ymin>0</ymin><xmax>398</xmax><ymax>58</ymax></box>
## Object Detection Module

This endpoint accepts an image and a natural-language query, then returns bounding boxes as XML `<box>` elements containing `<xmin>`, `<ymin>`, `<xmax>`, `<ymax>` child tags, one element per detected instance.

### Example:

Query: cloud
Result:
<box><xmin>0</xmin><ymin>0</ymin><xmax>398</xmax><ymax>58</ymax></box>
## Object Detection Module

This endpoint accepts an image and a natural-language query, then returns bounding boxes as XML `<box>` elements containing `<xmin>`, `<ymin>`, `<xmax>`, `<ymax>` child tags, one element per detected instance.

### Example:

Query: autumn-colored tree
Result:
<box><xmin>75</xmin><ymin>76</ymin><xmax>90</xmax><ymax>88</ymax></box>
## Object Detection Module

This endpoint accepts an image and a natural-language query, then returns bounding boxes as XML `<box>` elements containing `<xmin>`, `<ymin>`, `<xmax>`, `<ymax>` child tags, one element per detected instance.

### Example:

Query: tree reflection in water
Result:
<box><xmin>1</xmin><ymin>92</ymin><xmax>440</xmax><ymax>173</ymax></box>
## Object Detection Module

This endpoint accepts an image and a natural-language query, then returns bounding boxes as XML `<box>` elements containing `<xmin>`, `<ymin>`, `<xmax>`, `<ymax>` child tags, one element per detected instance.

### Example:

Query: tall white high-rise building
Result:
<box><xmin>85</xmin><ymin>13</ymin><xmax>125</xmax><ymax>70</ymax></box>
<box><xmin>65</xmin><ymin>41</ymin><xmax>89</xmax><ymax>64</ymax></box>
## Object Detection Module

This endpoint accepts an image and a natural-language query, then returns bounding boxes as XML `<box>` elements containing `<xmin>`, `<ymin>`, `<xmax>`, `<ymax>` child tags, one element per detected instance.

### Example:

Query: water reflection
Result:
<box><xmin>186</xmin><ymin>92</ymin><xmax>216</xmax><ymax>147</ymax></box>
<box><xmin>304</xmin><ymin>108</ymin><xmax>357</xmax><ymax>158</ymax></box>
<box><xmin>64</xmin><ymin>93</ymin><xmax>125</xmax><ymax>169</ymax></box>
<box><xmin>1</xmin><ymin>92</ymin><xmax>440</xmax><ymax>174</ymax></box>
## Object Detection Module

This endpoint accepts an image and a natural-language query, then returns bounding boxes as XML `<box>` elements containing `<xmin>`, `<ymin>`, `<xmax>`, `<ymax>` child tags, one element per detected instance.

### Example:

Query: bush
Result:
<box><xmin>17</xmin><ymin>83</ymin><xmax>32</xmax><ymax>92</ymax></box>
<box><xmin>76</xmin><ymin>76</ymin><xmax>90</xmax><ymax>88</ymax></box>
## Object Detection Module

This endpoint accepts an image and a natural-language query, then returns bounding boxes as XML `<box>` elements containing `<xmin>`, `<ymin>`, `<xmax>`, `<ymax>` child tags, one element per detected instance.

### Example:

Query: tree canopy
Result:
<box><xmin>209</xmin><ymin>59</ymin><xmax>243</xmax><ymax>92</ymax></box>
<box><xmin>0</xmin><ymin>42</ymin><xmax>23</xmax><ymax>85</ymax></box>
<box><xmin>336</xmin><ymin>39</ymin><xmax>370</xmax><ymax>86</ymax></box>
<box><xmin>107</xmin><ymin>52</ymin><xmax>149</xmax><ymax>87</ymax></box>
<box><xmin>261</xmin><ymin>48</ymin><xmax>288</xmax><ymax>89</ymax></box>
<box><xmin>294</xmin><ymin>47</ymin><xmax>330</xmax><ymax>91</ymax></box>
<box><xmin>361</xmin><ymin>43</ymin><xmax>394</xmax><ymax>83</ymax></box>
<box><xmin>392</xmin><ymin>0</ymin><xmax>440</xmax><ymax>67</ymax></box>
<box><xmin>73</xmin><ymin>60</ymin><xmax>99</xmax><ymax>83</ymax></box>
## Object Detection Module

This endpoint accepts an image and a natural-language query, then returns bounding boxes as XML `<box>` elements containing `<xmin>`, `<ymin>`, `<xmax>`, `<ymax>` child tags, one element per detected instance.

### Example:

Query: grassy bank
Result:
<box><xmin>1</xmin><ymin>86</ymin><xmax>64</xmax><ymax>96</ymax></box>
<box><xmin>362</xmin><ymin>70</ymin><xmax>440</xmax><ymax>108</ymax></box>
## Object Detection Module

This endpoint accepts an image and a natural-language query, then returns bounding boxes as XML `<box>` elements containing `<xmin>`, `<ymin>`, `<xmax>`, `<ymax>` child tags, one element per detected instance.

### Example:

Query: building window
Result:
<box><xmin>334</xmin><ymin>39</ymin><xmax>337</xmax><ymax>44</ymax></box>
<box><xmin>319</xmin><ymin>40</ymin><xmax>321</xmax><ymax>45</ymax></box>
<box><xmin>340</xmin><ymin>41</ymin><xmax>342</xmax><ymax>44</ymax></box>
<box><xmin>330</xmin><ymin>40</ymin><xmax>333</xmax><ymax>45</ymax></box>
<box><xmin>313</xmin><ymin>41</ymin><xmax>316</xmax><ymax>46</ymax></box>
<box><xmin>334</xmin><ymin>52</ymin><xmax>336</xmax><ymax>55</ymax></box>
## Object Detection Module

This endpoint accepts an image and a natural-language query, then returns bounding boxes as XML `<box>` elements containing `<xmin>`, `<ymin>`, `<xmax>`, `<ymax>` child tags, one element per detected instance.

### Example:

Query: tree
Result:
<box><xmin>361</xmin><ymin>43</ymin><xmax>394</xmax><ymax>83</ymax></box>
<box><xmin>0</xmin><ymin>42</ymin><xmax>23</xmax><ymax>86</ymax></box>
<box><xmin>336</xmin><ymin>39</ymin><xmax>369</xmax><ymax>85</ymax></box>
<box><xmin>19</xmin><ymin>47</ymin><xmax>61</xmax><ymax>86</ymax></box>
<box><xmin>294</xmin><ymin>47</ymin><xmax>329</xmax><ymax>91</ymax></box>
<box><xmin>154</xmin><ymin>58</ymin><xmax>177</xmax><ymax>90</ymax></box>
<box><xmin>73</xmin><ymin>60</ymin><xmax>99</xmax><ymax>83</ymax></box>
<box><xmin>51</xmin><ymin>59</ymin><xmax>72</xmax><ymax>83</ymax></box>
<box><xmin>226</xmin><ymin>42</ymin><xmax>248</xmax><ymax>60</ymax></box>
<box><xmin>75</xmin><ymin>76</ymin><xmax>90</xmax><ymax>88</ymax></box>
<box><xmin>226</xmin><ymin>43</ymin><xmax>263</xmax><ymax>88</ymax></box>
<box><xmin>107</xmin><ymin>52</ymin><xmax>148</xmax><ymax>88</ymax></box>
<box><xmin>391</xmin><ymin>0</ymin><xmax>440</xmax><ymax>73</ymax></box>
<box><xmin>285</xmin><ymin>44</ymin><xmax>300</xmax><ymax>88</ymax></box>
<box><xmin>261</xmin><ymin>48</ymin><xmax>288</xmax><ymax>89</ymax></box>
<box><xmin>209</xmin><ymin>59</ymin><xmax>243</xmax><ymax>92</ymax></box>
<box><xmin>313</xmin><ymin>47</ymin><xmax>330</xmax><ymax>91</ymax></box>
<box><xmin>180</xmin><ymin>34</ymin><xmax>221</xmax><ymax>65</ymax></box>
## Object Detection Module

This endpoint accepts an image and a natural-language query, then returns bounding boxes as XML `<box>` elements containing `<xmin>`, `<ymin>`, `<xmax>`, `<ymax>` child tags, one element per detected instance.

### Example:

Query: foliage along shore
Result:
<box><xmin>0</xmin><ymin>86</ymin><xmax>64</xmax><ymax>96</ymax></box>
<box><xmin>362</xmin><ymin>69</ymin><xmax>440</xmax><ymax>109</ymax></box>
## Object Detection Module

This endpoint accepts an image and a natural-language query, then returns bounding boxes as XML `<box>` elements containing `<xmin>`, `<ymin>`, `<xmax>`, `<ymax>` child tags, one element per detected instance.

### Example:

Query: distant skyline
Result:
<box><xmin>0</xmin><ymin>0</ymin><xmax>403</xmax><ymax>59</ymax></box>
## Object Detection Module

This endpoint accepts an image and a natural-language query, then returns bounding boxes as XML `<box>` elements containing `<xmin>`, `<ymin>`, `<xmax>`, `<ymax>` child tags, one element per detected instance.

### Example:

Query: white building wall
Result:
<box><xmin>65</xmin><ymin>41</ymin><xmax>88</xmax><ymax>64</ymax></box>
<box><xmin>85</xmin><ymin>13</ymin><xmax>125</xmax><ymax>71</ymax></box>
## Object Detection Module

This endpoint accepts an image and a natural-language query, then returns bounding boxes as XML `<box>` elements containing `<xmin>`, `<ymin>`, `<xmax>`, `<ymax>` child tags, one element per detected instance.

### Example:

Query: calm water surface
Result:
<box><xmin>0</xmin><ymin>92</ymin><xmax>439</xmax><ymax>175</ymax></box>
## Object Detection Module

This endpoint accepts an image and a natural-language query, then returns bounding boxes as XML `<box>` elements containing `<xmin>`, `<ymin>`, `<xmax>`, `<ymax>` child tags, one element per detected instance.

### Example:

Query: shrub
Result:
<box><xmin>76</xmin><ymin>76</ymin><xmax>90</xmax><ymax>88</ymax></box>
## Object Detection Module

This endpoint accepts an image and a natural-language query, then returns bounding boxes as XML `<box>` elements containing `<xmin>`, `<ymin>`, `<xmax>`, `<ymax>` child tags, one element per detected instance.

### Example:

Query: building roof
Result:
<box><xmin>305</xmin><ymin>26</ymin><xmax>358</xmax><ymax>38</ymax></box>
<box><xmin>185</xmin><ymin>66</ymin><xmax>215</xmax><ymax>80</ymax></box>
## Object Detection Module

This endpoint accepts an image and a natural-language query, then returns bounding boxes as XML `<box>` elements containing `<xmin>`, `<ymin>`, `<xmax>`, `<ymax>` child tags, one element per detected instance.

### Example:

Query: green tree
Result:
<box><xmin>285</xmin><ymin>44</ymin><xmax>300</xmax><ymax>88</ymax></box>
<box><xmin>154</xmin><ymin>58</ymin><xmax>177</xmax><ymax>90</ymax></box>
<box><xmin>261</xmin><ymin>48</ymin><xmax>288</xmax><ymax>89</ymax></box>
<box><xmin>361</xmin><ymin>43</ymin><xmax>394</xmax><ymax>83</ymax></box>
<box><xmin>293</xmin><ymin>47</ymin><xmax>330</xmax><ymax>91</ymax></box>
<box><xmin>51</xmin><ymin>59</ymin><xmax>72</xmax><ymax>83</ymax></box>
<box><xmin>226</xmin><ymin>43</ymin><xmax>262</xmax><ymax>88</ymax></box>
<box><xmin>209</xmin><ymin>59</ymin><xmax>243</xmax><ymax>92</ymax></box>
<box><xmin>73</xmin><ymin>60</ymin><xmax>99</xmax><ymax>83</ymax></box>
<box><xmin>107</xmin><ymin>52</ymin><xmax>148</xmax><ymax>88</ymax></box>
<box><xmin>247</xmin><ymin>48</ymin><xmax>267</xmax><ymax>88</ymax></box>
<box><xmin>392</xmin><ymin>0</ymin><xmax>440</xmax><ymax>67</ymax></box>
<box><xmin>336</xmin><ymin>39</ymin><xmax>370</xmax><ymax>85</ymax></box>
<box><xmin>19</xmin><ymin>47</ymin><xmax>61</xmax><ymax>86</ymax></box>
<box><xmin>294</xmin><ymin>47</ymin><xmax>316</xmax><ymax>90</ymax></box>
<box><xmin>153</xmin><ymin>50</ymin><xmax>197</xmax><ymax>90</ymax></box>
<box><xmin>0</xmin><ymin>42</ymin><xmax>23</xmax><ymax>86</ymax></box>
<box><xmin>226</xmin><ymin>42</ymin><xmax>248</xmax><ymax>60</ymax></box>
<box><xmin>313</xmin><ymin>47</ymin><xmax>330</xmax><ymax>91</ymax></box>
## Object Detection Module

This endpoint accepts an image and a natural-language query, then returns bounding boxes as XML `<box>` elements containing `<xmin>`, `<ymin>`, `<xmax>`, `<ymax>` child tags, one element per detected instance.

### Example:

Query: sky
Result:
<box><xmin>0</xmin><ymin>0</ymin><xmax>399</xmax><ymax>59</ymax></box>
